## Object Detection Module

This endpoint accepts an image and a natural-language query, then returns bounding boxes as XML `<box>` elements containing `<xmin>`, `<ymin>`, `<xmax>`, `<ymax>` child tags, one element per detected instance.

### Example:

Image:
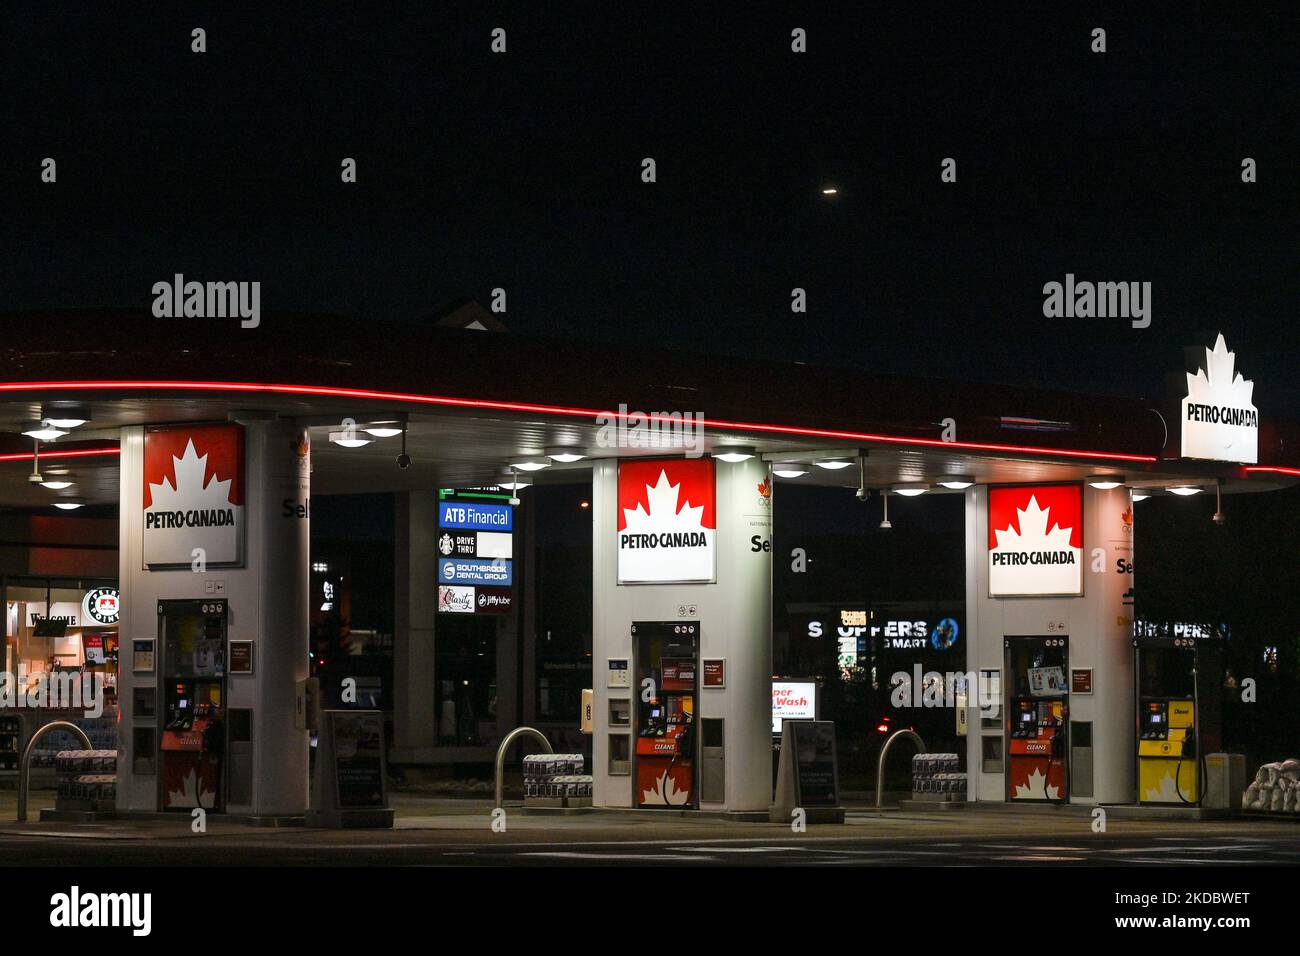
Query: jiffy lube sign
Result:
<box><xmin>1181</xmin><ymin>334</ymin><xmax>1258</xmax><ymax>464</ymax></box>
<box><xmin>988</xmin><ymin>484</ymin><xmax>1083</xmax><ymax>597</ymax></box>
<box><xmin>616</xmin><ymin>458</ymin><xmax>716</xmax><ymax>584</ymax></box>
<box><xmin>143</xmin><ymin>424</ymin><xmax>245</xmax><ymax>567</ymax></box>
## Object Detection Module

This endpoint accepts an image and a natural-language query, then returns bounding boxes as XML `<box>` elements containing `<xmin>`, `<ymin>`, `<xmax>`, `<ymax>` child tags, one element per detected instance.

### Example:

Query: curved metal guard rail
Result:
<box><xmin>19</xmin><ymin>720</ymin><xmax>93</xmax><ymax>822</ymax></box>
<box><xmin>875</xmin><ymin>728</ymin><xmax>928</xmax><ymax>809</ymax></box>
<box><xmin>494</xmin><ymin>726</ymin><xmax>554</xmax><ymax>811</ymax></box>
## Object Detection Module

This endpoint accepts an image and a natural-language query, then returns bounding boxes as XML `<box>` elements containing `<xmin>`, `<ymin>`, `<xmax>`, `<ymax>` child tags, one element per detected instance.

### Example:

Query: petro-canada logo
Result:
<box><xmin>1180</xmin><ymin>334</ymin><xmax>1258</xmax><ymax>464</ymax></box>
<box><xmin>617</xmin><ymin>458</ymin><xmax>716</xmax><ymax>584</ymax></box>
<box><xmin>82</xmin><ymin>588</ymin><xmax>121</xmax><ymax>625</ymax></box>
<box><xmin>143</xmin><ymin>424</ymin><xmax>245</xmax><ymax>567</ymax></box>
<box><xmin>988</xmin><ymin>485</ymin><xmax>1083</xmax><ymax>597</ymax></box>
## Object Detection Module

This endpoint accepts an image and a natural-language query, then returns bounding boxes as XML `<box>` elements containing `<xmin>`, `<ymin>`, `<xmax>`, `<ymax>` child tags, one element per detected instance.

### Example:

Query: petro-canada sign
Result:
<box><xmin>143</xmin><ymin>424</ymin><xmax>245</xmax><ymax>567</ymax></box>
<box><xmin>988</xmin><ymin>484</ymin><xmax>1083</xmax><ymax>598</ymax></box>
<box><xmin>1180</xmin><ymin>334</ymin><xmax>1258</xmax><ymax>464</ymax></box>
<box><xmin>617</xmin><ymin>458</ymin><xmax>716</xmax><ymax>584</ymax></box>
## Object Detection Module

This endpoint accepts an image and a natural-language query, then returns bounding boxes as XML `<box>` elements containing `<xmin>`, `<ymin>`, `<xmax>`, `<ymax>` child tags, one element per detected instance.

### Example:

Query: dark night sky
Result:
<box><xmin>2</xmin><ymin>3</ymin><xmax>1297</xmax><ymax>410</ymax></box>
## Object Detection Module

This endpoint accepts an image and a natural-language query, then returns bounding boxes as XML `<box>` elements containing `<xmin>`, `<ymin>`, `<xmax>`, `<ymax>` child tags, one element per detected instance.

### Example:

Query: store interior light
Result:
<box><xmin>53</xmin><ymin>498</ymin><xmax>85</xmax><ymax>510</ymax></box>
<box><xmin>712</xmin><ymin>446</ymin><xmax>755</xmax><ymax>463</ymax></box>
<box><xmin>363</xmin><ymin>423</ymin><xmax>404</xmax><ymax>438</ymax></box>
<box><xmin>773</xmin><ymin>467</ymin><xmax>809</xmax><ymax>478</ymax></box>
<box><xmin>1130</xmin><ymin>490</ymin><xmax>1151</xmax><ymax>502</ymax></box>
<box><xmin>815</xmin><ymin>459</ymin><xmax>853</xmax><ymax>470</ymax></box>
<box><xmin>937</xmin><ymin>476</ymin><xmax>974</xmax><ymax>490</ymax></box>
<box><xmin>1087</xmin><ymin>475</ymin><xmax>1124</xmax><ymax>490</ymax></box>
<box><xmin>892</xmin><ymin>483</ymin><xmax>929</xmax><ymax>497</ymax></box>
<box><xmin>546</xmin><ymin>446</ymin><xmax>586</xmax><ymax>463</ymax></box>
<box><xmin>1167</xmin><ymin>486</ymin><xmax>1202</xmax><ymax>496</ymax></box>
<box><xmin>23</xmin><ymin>422</ymin><xmax>68</xmax><ymax>441</ymax></box>
<box><xmin>328</xmin><ymin>431</ymin><xmax>372</xmax><ymax>448</ymax></box>
<box><xmin>40</xmin><ymin>480</ymin><xmax>74</xmax><ymax>490</ymax></box>
<box><xmin>499</xmin><ymin>474</ymin><xmax>533</xmax><ymax>491</ymax></box>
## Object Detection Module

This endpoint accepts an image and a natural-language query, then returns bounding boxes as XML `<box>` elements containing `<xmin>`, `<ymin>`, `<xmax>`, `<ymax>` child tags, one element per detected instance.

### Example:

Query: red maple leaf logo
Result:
<box><xmin>757</xmin><ymin>476</ymin><xmax>772</xmax><ymax>499</ymax></box>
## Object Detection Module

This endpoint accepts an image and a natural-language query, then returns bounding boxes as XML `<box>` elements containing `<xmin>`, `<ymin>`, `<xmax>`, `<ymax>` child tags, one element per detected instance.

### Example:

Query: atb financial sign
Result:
<box><xmin>437</xmin><ymin>492</ymin><xmax>513</xmax><ymax>614</ymax></box>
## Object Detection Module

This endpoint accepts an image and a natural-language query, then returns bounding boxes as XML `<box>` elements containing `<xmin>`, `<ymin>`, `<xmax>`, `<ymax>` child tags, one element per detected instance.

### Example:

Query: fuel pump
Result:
<box><xmin>1005</xmin><ymin>636</ymin><xmax>1069</xmax><ymax>802</ymax></box>
<box><xmin>158</xmin><ymin>599</ymin><xmax>228</xmax><ymax>811</ymax></box>
<box><xmin>1134</xmin><ymin>624</ymin><xmax>1223</xmax><ymax>805</ymax></box>
<box><xmin>633</xmin><ymin>622</ymin><xmax>699</xmax><ymax>808</ymax></box>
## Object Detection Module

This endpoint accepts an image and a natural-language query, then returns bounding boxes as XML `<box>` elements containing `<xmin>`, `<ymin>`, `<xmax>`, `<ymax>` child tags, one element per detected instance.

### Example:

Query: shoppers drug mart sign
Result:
<box><xmin>143</xmin><ymin>424</ymin><xmax>245</xmax><ymax>567</ymax></box>
<box><xmin>1180</xmin><ymin>334</ymin><xmax>1258</xmax><ymax>464</ymax></box>
<box><xmin>988</xmin><ymin>484</ymin><xmax>1083</xmax><ymax>597</ymax></box>
<box><xmin>617</xmin><ymin>458</ymin><xmax>716</xmax><ymax>584</ymax></box>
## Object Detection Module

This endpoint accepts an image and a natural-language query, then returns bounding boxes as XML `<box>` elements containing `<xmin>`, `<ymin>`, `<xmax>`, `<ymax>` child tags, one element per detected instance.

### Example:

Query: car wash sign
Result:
<box><xmin>437</xmin><ymin>490</ymin><xmax>514</xmax><ymax>614</ymax></box>
<box><xmin>1180</xmin><ymin>334</ymin><xmax>1258</xmax><ymax>464</ymax></box>
<box><xmin>144</xmin><ymin>424</ymin><xmax>245</xmax><ymax>568</ymax></box>
<box><xmin>988</xmin><ymin>484</ymin><xmax>1083</xmax><ymax>597</ymax></box>
<box><xmin>617</xmin><ymin>458</ymin><xmax>716</xmax><ymax>584</ymax></box>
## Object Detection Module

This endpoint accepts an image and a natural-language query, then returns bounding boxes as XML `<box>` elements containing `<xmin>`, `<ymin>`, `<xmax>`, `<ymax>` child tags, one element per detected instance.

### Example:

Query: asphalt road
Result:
<box><xmin>2</xmin><ymin>807</ymin><xmax>1298</xmax><ymax>866</ymax></box>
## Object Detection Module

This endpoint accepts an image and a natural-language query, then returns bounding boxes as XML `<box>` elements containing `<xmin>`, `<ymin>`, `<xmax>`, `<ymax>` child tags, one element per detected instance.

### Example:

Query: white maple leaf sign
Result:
<box><xmin>989</xmin><ymin>494</ymin><xmax>1081</xmax><ymax>596</ymax></box>
<box><xmin>618</xmin><ymin>468</ymin><xmax>715</xmax><ymax>583</ymax></box>
<box><xmin>148</xmin><ymin>440</ymin><xmax>234</xmax><ymax>511</ymax></box>
<box><xmin>1181</xmin><ymin>333</ymin><xmax>1258</xmax><ymax>463</ymax></box>
<box><xmin>1013</xmin><ymin>767</ymin><xmax>1060</xmax><ymax>801</ymax></box>
<box><xmin>641</xmin><ymin>770</ymin><xmax>690</xmax><ymax>806</ymax></box>
<box><xmin>144</xmin><ymin>438</ymin><xmax>243</xmax><ymax>566</ymax></box>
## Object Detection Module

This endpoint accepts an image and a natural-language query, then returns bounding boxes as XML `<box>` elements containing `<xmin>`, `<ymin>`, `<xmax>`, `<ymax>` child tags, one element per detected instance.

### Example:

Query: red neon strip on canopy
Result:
<box><xmin>0</xmin><ymin>378</ymin><xmax>1161</xmax><ymax>463</ymax></box>
<box><xmin>0</xmin><ymin>447</ymin><xmax>120</xmax><ymax>463</ymax></box>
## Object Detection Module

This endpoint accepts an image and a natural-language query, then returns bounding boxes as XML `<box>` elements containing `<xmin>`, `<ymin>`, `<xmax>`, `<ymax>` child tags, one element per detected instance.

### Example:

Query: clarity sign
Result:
<box><xmin>616</xmin><ymin>458</ymin><xmax>716</xmax><ymax>584</ymax></box>
<box><xmin>1180</xmin><ymin>334</ymin><xmax>1258</xmax><ymax>464</ymax></box>
<box><xmin>988</xmin><ymin>485</ymin><xmax>1083</xmax><ymax>597</ymax></box>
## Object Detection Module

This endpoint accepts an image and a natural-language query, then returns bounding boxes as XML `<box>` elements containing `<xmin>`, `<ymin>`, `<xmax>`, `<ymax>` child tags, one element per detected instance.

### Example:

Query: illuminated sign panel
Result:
<box><xmin>1180</xmin><ymin>334</ymin><xmax>1258</xmax><ymax>464</ymax></box>
<box><xmin>988</xmin><ymin>484</ymin><xmax>1083</xmax><ymax>597</ymax></box>
<box><xmin>617</xmin><ymin>458</ymin><xmax>716</xmax><ymax>584</ymax></box>
<box><xmin>143</xmin><ymin>424</ymin><xmax>245</xmax><ymax>567</ymax></box>
<box><xmin>772</xmin><ymin>680</ymin><xmax>817</xmax><ymax>734</ymax></box>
